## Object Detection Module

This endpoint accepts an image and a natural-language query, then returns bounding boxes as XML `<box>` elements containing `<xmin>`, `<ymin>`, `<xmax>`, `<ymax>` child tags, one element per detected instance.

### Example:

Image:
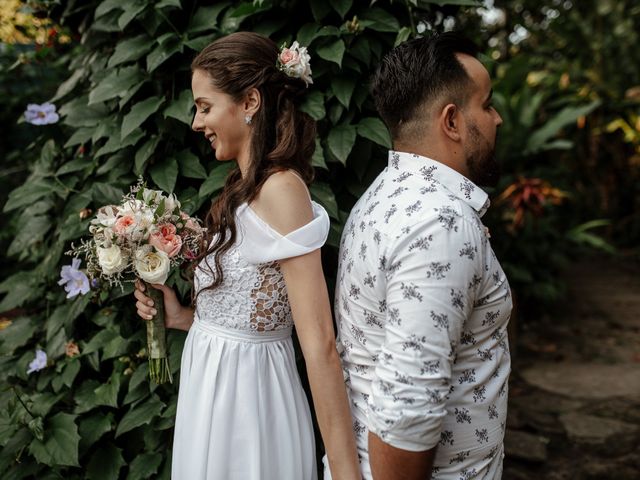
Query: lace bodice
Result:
<box><xmin>193</xmin><ymin>201</ymin><xmax>329</xmax><ymax>333</ymax></box>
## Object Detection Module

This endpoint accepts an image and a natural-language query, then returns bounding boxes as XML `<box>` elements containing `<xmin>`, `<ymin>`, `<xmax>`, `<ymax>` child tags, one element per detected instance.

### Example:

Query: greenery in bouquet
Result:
<box><xmin>68</xmin><ymin>181</ymin><xmax>205</xmax><ymax>383</ymax></box>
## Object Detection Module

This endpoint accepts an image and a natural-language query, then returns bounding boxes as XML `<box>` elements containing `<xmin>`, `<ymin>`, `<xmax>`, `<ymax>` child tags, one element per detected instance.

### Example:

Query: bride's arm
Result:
<box><xmin>280</xmin><ymin>251</ymin><xmax>361</xmax><ymax>480</ymax></box>
<box><xmin>252</xmin><ymin>171</ymin><xmax>360</xmax><ymax>479</ymax></box>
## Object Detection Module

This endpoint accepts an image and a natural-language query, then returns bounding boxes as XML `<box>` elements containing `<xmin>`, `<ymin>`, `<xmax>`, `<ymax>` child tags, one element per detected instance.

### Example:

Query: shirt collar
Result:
<box><xmin>388</xmin><ymin>150</ymin><xmax>491</xmax><ymax>217</ymax></box>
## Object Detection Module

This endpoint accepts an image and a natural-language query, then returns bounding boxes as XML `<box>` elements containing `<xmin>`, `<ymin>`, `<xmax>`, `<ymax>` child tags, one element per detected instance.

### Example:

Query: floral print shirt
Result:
<box><xmin>335</xmin><ymin>150</ymin><xmax>512</xmax><ymax>479</ymax></box>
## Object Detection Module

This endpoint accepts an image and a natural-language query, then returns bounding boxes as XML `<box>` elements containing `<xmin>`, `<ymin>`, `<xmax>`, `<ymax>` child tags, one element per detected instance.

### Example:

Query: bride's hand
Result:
<box><xmin>134</xmin><ymin>280</ymin><xmax>194</xmax><ymax>331</ymax></box>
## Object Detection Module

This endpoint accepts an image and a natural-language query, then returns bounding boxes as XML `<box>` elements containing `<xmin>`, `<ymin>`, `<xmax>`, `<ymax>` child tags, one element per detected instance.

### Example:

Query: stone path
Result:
<box><xmin>503</xmin><ymin>257</ymin><xmax>640</xmax><ymax>480</ymax></box>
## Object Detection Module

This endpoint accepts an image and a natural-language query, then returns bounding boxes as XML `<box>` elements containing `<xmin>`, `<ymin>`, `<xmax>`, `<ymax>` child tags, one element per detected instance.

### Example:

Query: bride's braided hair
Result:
<box><xmin>191</xmin><ymin>32</ymin><xmax>316</xmax><ymax>290</ymax></box>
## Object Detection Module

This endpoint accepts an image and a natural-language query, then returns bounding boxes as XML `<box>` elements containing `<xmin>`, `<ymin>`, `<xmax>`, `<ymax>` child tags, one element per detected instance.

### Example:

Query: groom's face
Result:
<box><xmin>458</xmin><ymin>55</ymin><xmax>503</xmax><ymax>187</ymax></box>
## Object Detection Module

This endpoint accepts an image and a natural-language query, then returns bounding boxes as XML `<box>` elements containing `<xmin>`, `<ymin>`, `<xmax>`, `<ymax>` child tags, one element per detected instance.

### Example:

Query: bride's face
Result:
<box><xmin>191</xmin><ymin>69</ymin><xmax>249</xmax><ymax>162</ymax></box>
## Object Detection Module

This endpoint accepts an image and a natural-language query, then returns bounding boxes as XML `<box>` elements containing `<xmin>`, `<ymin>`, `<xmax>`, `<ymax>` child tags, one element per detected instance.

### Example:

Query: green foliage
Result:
<box><xmin>1</xmin><ymin>0</ymin><xmax>481</xmax><ymax>476</ymax></box>
<box><xmin>1</xmin><ymin>0</ymin><xmax>623</xmax><ymax>476</ymax></box>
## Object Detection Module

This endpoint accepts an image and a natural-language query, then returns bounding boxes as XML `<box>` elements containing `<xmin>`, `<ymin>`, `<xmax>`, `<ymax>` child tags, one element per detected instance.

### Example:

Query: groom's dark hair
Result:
<box><xmin>372</xmin><ymin>31</ymin><xmax>479</xmax><ymax>140</ymax></box>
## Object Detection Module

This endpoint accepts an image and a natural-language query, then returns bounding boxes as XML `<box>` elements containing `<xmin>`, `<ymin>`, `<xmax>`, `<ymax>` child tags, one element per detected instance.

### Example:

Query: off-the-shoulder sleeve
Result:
<box><xmin>236</xmin><ymin>201</ymin><xmax>330</xmax><ymax>264</ymax></box>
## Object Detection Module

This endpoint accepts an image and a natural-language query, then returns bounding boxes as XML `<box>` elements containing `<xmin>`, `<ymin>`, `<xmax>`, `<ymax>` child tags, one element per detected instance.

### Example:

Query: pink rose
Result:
<box><xmin>113</xmin><ymin>215</ymin><xmax>135</xmax><ymax>235</ymax></box>
<box><xmin>158</xmin><ymin>224</ymin><xmax>176</xmax><ymax>237</ymax></box>
<box><xmin>180</xmin><ymin>211</ymin><xmax>200</xmax><ymax>231</ymax></box>
<box><xmin>279</xmin><ymin>48</ymin><xmax>300</xmax><ymax>66</ymax></box>
<box><xmin>149</xmin><ymin>223</ymin><xmax>182</xmax><ymax>257</ymax></box>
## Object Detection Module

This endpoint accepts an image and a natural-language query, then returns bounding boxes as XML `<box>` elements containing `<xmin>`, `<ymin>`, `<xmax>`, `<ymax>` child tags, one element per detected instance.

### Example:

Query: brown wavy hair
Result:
<box><xmin>192</xmin><ymin>32</ymin><xmax>316</xmax><ymax>290</ymax></box>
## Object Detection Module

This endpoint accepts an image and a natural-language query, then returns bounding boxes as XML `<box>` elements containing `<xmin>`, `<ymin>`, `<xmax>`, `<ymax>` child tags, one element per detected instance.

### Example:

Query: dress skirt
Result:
<box><xmin>172</xmin><ymin>320</ymin><xmax>317</xmax><ymax>480</ymax></box>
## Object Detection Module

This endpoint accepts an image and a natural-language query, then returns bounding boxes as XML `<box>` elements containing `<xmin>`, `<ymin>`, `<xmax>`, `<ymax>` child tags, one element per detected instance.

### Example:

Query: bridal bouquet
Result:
<box><xmin>70</xmin><ymin>180</ymin><xmax>204</xmax><ymax>383</ymax></box>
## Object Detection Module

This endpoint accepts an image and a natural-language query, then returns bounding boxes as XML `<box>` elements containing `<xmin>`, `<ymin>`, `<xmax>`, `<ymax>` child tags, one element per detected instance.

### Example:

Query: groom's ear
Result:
<box><xmin>439</xmin><ymin>103</ymin><xmax>462</xmax><ymax>142</ymax></box>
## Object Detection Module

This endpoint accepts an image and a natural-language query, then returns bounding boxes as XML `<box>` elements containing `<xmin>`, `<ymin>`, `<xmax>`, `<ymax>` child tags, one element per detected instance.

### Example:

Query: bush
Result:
<box><xmin>0</xmin><ymin>0</ymin><xmax>610</xmax><ymax>476</ymax></box>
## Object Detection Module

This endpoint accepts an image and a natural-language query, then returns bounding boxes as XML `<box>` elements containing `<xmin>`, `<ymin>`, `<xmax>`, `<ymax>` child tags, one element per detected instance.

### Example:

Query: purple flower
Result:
<box><xmin>58</xmin><ymin>258</ymin><xmax>90</xmax><ymax>299</ymax></box>
<box><xmin>24</xmin><ymin>103</ymin><xmax>59</xmax><ymax>125</ymax></box>
<box><xmin>27</xmin><ymin>349</ymin><xmax>47</xmax><ymax>374</ymax></box>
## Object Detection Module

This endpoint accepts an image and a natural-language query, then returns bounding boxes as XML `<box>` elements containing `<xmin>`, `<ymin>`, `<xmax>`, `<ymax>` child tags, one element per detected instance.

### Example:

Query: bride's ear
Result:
<box><xmin>243</xmin><ymin>88</ymin><xmax>261</xmax><ymax>117</ymax></box>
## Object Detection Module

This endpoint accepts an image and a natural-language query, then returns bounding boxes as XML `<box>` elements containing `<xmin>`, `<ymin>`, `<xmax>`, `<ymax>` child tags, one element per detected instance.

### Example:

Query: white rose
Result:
<box><xmin>134</xmin><ymin>248</ymin><xmax>170</xmax><ymax>285</ymax></box>
<box><xmin>97</xmin><ymin>245</ymin><xmax>128</xmax><ymax>275</ymax></box>
<box><xmin>92</xmin><ymin>205</ymin><xmax>118</xmax><ymax>228</ymax></box>
<box><xmin>295</xmin><ymin>45</ymin><xmax>313</xmax><ymax>85</ymax></box>
<box><xmin>164</xmin><ymin>194</ymin><xmax>180</xmax><ymax>214</ymax></box>
<box><xmin>134</xmin><ymin>208</ymin><xmax>155</xmax><ymax>238</ymax></box>
<box><xmin>142</xmin><ymin>188</ymin><xmax>162</xmax><ymax>205</ymax></box>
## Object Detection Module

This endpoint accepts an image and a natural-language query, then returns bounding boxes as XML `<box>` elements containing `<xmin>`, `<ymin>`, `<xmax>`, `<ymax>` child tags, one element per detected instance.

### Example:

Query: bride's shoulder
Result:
<box><xmin>250</xmin><ymin>170</ymin><xmax>313</xmax><ymax>235</ymax></box>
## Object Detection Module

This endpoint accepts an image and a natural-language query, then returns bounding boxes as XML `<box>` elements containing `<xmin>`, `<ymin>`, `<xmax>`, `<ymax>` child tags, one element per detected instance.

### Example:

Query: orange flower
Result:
<box><xmin>497</xmin><ymin>177</ymin><xmax>568</xmax><ymax>229</ymax></box>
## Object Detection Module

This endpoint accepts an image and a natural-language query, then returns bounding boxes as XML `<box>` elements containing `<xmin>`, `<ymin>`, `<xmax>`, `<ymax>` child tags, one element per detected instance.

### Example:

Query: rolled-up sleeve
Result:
<box><xmin>367</xmin><ymin>212</ymin><xmax>484</xmax><ymax>451</ymax></box>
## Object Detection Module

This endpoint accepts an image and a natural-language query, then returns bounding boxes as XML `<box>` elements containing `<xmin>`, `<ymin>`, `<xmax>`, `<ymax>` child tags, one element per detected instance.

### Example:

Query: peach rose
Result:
<box><xmin>149</xmin><ymin>224</ymin><xmax>182</xmax><ymax>258</ymax></box>
<box><xmin>113</xmin><ymin>215</ymin><xmax>135</xmax><ymax>235</ymax></box>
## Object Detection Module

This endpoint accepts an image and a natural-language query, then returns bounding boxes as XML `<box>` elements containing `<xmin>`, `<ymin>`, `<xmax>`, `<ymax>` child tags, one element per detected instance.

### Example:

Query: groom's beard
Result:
<box><xmin>465</xmin><ymin>123</ymin><xmax>500</xmax><ymax>188</ymax></box>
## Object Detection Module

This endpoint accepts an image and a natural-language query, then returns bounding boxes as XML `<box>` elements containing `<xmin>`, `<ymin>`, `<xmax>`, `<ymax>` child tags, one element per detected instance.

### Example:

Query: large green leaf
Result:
<box><xmin>95</xmin><ymin>0</ymin><xmax>123</xmax><ymax>18</ymax></box>
<box><xmin>0</xmin><ymin>273</ymin><xmax>42</xmax><ymax>313</ymax></box>
<box><xmin>83</xmin><ymin>330</ymin><xmax>119</xmax><ymax>356</ymax></box>
<box><xmin>156</xmin><ymin>0</ymin><xmax>182</xmax><ymax>8</ymax></box>
<box><xmin>7</xmin><ymin>216</ymin><xmax>50</xmax><ymax>257</ymax></box>
<box><xmin>78</xmin><ymin>412</ymin><xmax>114</xmax><ymax>450</ymax></box>
<box><xmin>118</xmin><ymin>0</ymin><xmax>147</xmax><ymax>30</ymax></box>
<box><xmin>128</xmin><ymin>452</ymin><xmax>163</xmax><ymax>480</ymax></box>
<box><xmin>135</xmin><ymin>135</ymin><xmax>161</xmax><ymax>175</ymax></box>
<box><xmin>297</xmin><ymin>23</ymin><xmax>319</xmax><ymax>47</ymax></box>
<box><xmin>163</xmin><ymin>90</ymin><xmax>195</xmax><ymax>125</ymax></box>
<box><xmin>394</xmin><ymin>26</ymin><xmax>412</xmax><ymax>47</ymax></box>
<box><xmin>199</xmin><ymin>162</ymin><xmax>235</xmax><ymax>198</ymax></box>
<box><xmin>329</xmin><ymin>0</ymin><xmax>352</xmax><ymax>18</ymax></box>
<box><xmin>317</xmin><ymin>39</ymin><xmax>346</xmax><ymax>66</ymax></box>
<box><xmin>327</xmin><ymin>124</ymin><xmax>357</xmax><ymax>164</ymax></box>
<box><xmin>95</xmin><ymin>129</ymin><xmax>145</xmax><ymax>157</ymax></box>
<box><xmin>87</xmin><ymin>443</ymin><xmax>125</xmax><ymax>480</ymax></box>
<box><xmin>149</xmin><ymin>157</ymin><xmax>179</xmax><ymax>193</ymax></box>
<box><xmin>299</xmin><ymin>91</ymin><xmax>326</xmax><ymax>120</ymax></box>
<box><xmin>184</xmin><ymin>33</ymin><xmax>219</xmax><ymax>52</ymax></box>
<box><xmin>3</xmin><ymin>179</ymin><xmax>58</xmax><ymax>212</ymax></box>
<box><xmin>121</xmin><ymin>96</ymin><xmax>165</xmax><ymax>140</ymax></box>
<box><xmin>309</xmin><ymin>0</ymin><xmax>331</xmax><ymax>21</ymax></box>
<box><xmin>310</xmin><ymin>182</ymin><xmax>339</xmax><ymax>219</ymax></box>
<box><xmin>359</xmin><ymin>7</ymin><xmax>401</xmax><ymax>32</ymax></box>
<box><xmin>115</xmin><ymin>396</ymin><xmax>165</xmax><ymax>437</ymax></box>
<box><xmin>177</xmin><ymin>150</ymin><xmax>208</xmax><ymax>179</ymax></box>
<box><xmin>28</xmin><ymin>413</ymin><xmax>80</xmax><ymax>467</ymax></box>
<box><xmin>187</xmin><ymin>4</ymin><xmax>230</xmax><ymax>34</ymax></box>
<box><xmin>61</xmin><ymin>359</ymin><xmax>81</xmax><ymax>388</ymax></box>
<box><xmin>331</xmin><ymin>76</ymin><xmax>356</xmax><ymax>108</ymax></box>
<box><xmin>357</xmin><ymin>117</ymin><xmax>392</xmax><ymax>148</ymax></box>
<box><xmin>146</xmin><ymin>35</ymin><xmax>184</xmax><ymax>72</ymax></box>
<box><xmin>60</xmin><ymin>97</ymin><xmax>110</xmax><ymax>127</ymax></box>
<box><xmin>107</xmin><ymin>34</ymin><xmax>154</xmax><ymax>68</ymax></box>
<box><xmin>93</xmin><ymin>371</ymin><xmax>121</xmax><ymax>408</ymax></box>
<box><xmin>525</xmin><ymin>100</ymin><xmax>601</xmax><ymax>154</ymax></box>
<box><xmin>91</xmin><ymin>182</ymin><xmax>124</xmax><ymax>205</ymax></box>
<box><xmin>0</xmin><ymin>316</ymin><xmax>37</xmax><ymax>355</ymax></box>
<box><xmin>312</xmin><ymin>137</ymin><xmax>328</xmax><ymax>170</ymax></box>
<box><xmin>89</xmin><ymin>66</ymin><xmax>144</xmax><ymax>105</ymax></box>
<box><xmin>52</xmin><ymin>69</ymin><xmax>86</xmax><ymax>102</ymax></box>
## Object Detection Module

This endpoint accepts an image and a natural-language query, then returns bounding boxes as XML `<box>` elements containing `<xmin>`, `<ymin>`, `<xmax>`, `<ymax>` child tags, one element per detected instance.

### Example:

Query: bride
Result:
<box><xmin>134</xmin><ymin>32</ymin><xmax>360</xmax><ymax>479</ymax></box>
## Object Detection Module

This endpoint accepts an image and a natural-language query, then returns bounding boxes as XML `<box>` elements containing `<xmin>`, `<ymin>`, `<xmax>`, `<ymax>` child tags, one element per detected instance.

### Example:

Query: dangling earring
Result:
<box><xmin>244</xmin><ymin>114</ymin><xmax>252</xmax><ymax>125</ymax></box>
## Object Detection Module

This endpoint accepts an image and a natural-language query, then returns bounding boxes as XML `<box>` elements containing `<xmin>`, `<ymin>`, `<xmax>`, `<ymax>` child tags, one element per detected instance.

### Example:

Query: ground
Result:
<box><xmin>503</xmin><ymin>256</ymin><xmax>640</xmax><ymax>479</ymax></box>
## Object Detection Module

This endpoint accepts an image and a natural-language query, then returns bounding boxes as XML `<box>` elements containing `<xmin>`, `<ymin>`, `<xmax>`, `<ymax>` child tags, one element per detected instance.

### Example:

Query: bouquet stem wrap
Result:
<box><xmin>145</xmin><ymin>283</ymin><xmax>173</xmax><ymax>384</ymax></box>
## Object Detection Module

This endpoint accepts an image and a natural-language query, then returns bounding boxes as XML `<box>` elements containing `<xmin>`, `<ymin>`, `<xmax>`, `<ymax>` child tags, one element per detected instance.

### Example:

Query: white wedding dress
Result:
<box><xmin>171</xmin><ymin>199</ymin><xmax>329</xmax><ymax>480</ymax></box>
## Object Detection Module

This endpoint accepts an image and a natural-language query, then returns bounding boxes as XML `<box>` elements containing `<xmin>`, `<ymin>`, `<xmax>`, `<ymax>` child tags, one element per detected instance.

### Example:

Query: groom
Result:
<box><xmin>334</xmin><ymin>32</ymin><xmax>512</xmax><ymax>479</ymax></box>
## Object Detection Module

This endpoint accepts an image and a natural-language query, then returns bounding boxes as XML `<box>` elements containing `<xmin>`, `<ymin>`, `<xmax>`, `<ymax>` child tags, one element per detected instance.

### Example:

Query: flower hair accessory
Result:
<box><xmin>277</xmin><ymin>41</ymin><xmax>313</xmax><ymax>86</ymax></box>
